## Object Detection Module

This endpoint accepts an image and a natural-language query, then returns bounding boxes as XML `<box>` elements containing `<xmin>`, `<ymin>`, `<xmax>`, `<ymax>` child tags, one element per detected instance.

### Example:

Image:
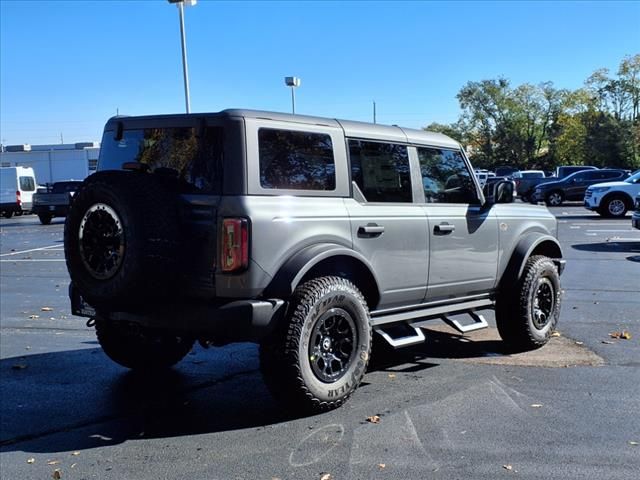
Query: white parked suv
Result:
<box><xmin>584</xmin><ymin>170</ymin><xmax>640</xmax><ymax>218</ymax></box>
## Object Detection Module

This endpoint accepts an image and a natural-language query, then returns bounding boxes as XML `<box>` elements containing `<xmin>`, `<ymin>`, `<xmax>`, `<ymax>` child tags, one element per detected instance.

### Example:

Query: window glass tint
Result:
<box><xmin>348</xmin><ymin>140</ymin><xmax>411</xmax><ymax>202</ymax></box>
<box><xmin>417</xmin><ymin>147</ymin><xmax>478</xmax><ymax>204</ymax></box>
<box><xmin>600</xmin><ymin>171</ymin><xmax>622</xmax><ymax>179</ymax></box>
<box><xmin>98</xmin><ymin>127</ymin><xmax>223</xmax><ymax>193</ymax></box>
<box><xmin>19</xmin><ymin>176</ymin><xmax>35</xmax><ymax>191</ymax></box>
<box><xmin>258</xmin><ymin>128</ymin><xmax>335</xmax><ymax>190</ymax></box>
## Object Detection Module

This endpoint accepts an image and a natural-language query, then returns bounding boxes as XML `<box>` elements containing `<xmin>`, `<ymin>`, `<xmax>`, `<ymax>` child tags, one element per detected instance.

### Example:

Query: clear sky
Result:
<box><xmin>1</xmin><ymin>0</ymin><xmax>639</xmax><ymax>145</ymax></box>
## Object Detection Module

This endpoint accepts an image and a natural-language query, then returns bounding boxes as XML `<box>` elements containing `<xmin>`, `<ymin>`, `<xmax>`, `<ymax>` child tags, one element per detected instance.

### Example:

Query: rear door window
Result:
<box><xmin>348</xmin><ymin>140</ymin><xmax>411</xmax><ymax>202</ymax></box>
<box><xmin>98</xmin><ymin>127</ymin><xmax>223</xmax><ymax>193</ymax></box>
<box><xmin>19</xmin><ymin>176</ymin><xmax>35</xmax><ymax>191</ymax></box>
<box><xmin>258</xmin><ymin>128</ymin><xmax>335</xmax><ymax>190</ymax></box>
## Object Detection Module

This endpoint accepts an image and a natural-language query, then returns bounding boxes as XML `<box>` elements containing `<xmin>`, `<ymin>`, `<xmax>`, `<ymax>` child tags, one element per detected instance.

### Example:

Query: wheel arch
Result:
<box><xmin>602</xmin><ymin>191</ymin><xmax>634</xmax><ymax>209</ymax></box>
<box><xmin>264</xmin><ymin>243</ymin><xmax>381</xmax><ymax>309</ymax></box>
<box><xmin>500</xmin><ymin>233</ymin><xmax>563</xmax><ymax>290</ymax></box>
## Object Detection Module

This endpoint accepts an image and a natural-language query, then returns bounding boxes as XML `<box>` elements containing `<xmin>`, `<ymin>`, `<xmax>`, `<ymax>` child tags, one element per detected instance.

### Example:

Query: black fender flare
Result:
<box><xmin>264</xmin><ymin>243</ymin><xmax>381</xmax><ymax>301</ymax></box>
<box><xmin>500</xmin><ymin>233</ymin><xmax>564</xmax><ymax>290</ymax></box>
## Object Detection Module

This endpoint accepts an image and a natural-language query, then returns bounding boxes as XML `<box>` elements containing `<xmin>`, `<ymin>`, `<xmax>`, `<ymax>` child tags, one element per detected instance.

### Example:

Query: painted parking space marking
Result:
<box><xmin>0</xmin><ymin>259</ymin><xmax>66</xmax><ymax>263</ymax></box>
<box><xmin>0</xmin><ymin>245</ymin><xmax>61</xmax><ymax>257</ymax></box>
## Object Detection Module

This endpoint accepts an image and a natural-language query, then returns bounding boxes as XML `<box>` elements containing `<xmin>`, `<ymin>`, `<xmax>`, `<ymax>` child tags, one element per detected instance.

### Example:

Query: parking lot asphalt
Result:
<box><xmin>1</xmin><ymin>206</ymin><xmax>639</xmax><ymax>480</ymax></box>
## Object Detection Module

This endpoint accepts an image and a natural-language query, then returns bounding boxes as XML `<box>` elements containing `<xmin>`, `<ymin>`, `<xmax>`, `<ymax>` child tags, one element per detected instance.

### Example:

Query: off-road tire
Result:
<box><xmin>260</xmin><ymin>276</ymin><xmax>372</xmax><ymax>414</ymax></box>
<box><xmin>64</xmin><ymin>170</ymin><xmax>181</xmax><ymax>308</ymax></box>
<box><xmin>545</xmin><ymin>191</ymin><xmax>564</xmax><ymax>207</ymax></box>
<box><xmin>496</xmin><ymin>255</ymin><xmax>561</xmax><ymax>352</ymax></box>
<box><xmin>95</xmin><ymin>318</ymin><xmax>194</xmax><ymax>371</ymax></box>
<box><xmin>38</xmin><ymin>213</ymin><xmax>52</xmax><ymax>225</ymax></box>
<box><xmin>599</xmin><ymin>194</ymin><xmax>628</xmax><ymax>218</ymax></box>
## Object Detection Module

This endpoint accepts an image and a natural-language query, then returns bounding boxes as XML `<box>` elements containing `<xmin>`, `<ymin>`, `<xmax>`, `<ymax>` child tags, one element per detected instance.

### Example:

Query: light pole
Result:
<box><xmin>284</xmin><ymin>76</ymin><xmax>301</xmax><ymax>114</ymax></box>
<box><xmin>168</xmin><ymin>0</ymin><xmax>197</xmax><ymax>113</ymax></box>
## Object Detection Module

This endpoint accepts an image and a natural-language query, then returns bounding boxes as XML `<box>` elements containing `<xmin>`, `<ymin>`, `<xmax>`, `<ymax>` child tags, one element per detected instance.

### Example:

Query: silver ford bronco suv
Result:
<box><xmin>65</xmin><ymin>109</ymin><xmax>565</xmax><ymax>413</ymax></box>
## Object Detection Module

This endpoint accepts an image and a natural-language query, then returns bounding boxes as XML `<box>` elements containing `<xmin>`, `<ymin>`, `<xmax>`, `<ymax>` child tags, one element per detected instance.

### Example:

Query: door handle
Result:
<box><xmin>358</xmin><ymin>224</ymin><xmax>385</xmax><ymax>237</ymax></box>
<box><xmin>434</xmin><ymin>223</ymin><xmax>455</xmax><ymax>235</ymax></box>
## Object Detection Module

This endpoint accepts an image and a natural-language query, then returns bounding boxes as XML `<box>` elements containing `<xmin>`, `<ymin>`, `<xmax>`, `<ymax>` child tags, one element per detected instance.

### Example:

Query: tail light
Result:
<box><xmin>16</xmin><ymin>190</ymin><xmax>21</xmax><ymax>206</ymax></box>
<box><xmin>221</xmin><ymin>218</ymin><xmax>249</xmax><ymax>273</ymax></box>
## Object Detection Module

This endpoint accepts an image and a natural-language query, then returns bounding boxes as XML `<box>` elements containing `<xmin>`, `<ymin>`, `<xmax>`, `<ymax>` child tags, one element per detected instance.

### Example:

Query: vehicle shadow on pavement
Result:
<box><xmin>572</xmin><ymin>241</ymin><xmax>640</xmax><ymax>254</ymax></box>
<box><xmin>0</xmin><ymin>345</ymin><xmax>292</xmax><ymax>454</ymax></box>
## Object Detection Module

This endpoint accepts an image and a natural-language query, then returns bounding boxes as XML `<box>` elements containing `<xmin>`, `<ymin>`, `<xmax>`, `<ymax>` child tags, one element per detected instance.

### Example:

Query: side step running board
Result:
<box><xmin>375</xmin><ymin>323</ymin><xmax>425</xmax><ymax>349</ymax></box>
<box><xmin>441</xmin><ymin>311</ymin><xmax>488</xmax><ymax>333</ymax></box>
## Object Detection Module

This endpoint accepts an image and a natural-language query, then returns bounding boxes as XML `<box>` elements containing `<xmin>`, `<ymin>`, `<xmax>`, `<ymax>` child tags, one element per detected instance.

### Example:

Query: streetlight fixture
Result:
<box><xmin>284</xmin><ymin>76</ymin><xmax>301</xmax><ymax>114</ymax></box>
<box><xmin>168</xmin><ymin>0</ymin><xmax>197</xmax><ymax>113</ymax></box>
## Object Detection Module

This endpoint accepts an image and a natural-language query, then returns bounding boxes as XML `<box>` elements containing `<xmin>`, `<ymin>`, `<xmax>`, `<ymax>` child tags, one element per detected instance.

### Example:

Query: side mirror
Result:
<box><xmin>484</xmin><ymin>179</ymin><xmax>514</xmax><ymax>206</ymax></box>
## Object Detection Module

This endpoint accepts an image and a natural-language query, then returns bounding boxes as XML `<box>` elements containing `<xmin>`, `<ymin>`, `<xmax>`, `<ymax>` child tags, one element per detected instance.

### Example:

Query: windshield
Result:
<box><xmin>626</xmin><ymin>171</ymin><xmax>640</xmax><ymax>183</ymax></box>
<box><xmin>98</xmin><ymin>126</ymin><xmax>223</xmax><ymax>193</ymax></box>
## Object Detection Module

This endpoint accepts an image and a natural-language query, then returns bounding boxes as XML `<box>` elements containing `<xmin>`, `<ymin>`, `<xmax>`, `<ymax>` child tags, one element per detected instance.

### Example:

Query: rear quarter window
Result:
<box><xmin>258</xmin><ymin>128</ymin><xmax>336</xmax><ymax>190</ymax></box>
<box><xmin>19</xmin><ymin>176</ymin><xmax>35</xmax><ymax>191</ymax></box>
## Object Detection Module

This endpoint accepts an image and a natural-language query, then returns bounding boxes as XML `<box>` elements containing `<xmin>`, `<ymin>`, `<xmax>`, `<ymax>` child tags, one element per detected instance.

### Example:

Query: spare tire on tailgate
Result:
<box><xmin>64</xmin><ymin>170</ymin><xmax>181</xmax><ymax>308</ymax></box>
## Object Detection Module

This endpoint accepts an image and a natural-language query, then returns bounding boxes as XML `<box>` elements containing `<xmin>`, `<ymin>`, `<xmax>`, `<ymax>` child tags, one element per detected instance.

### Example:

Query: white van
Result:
<box><xmin>0</xmin><ymin>166</ymin><xmax>37</xmax><ymax>218</ymax></box>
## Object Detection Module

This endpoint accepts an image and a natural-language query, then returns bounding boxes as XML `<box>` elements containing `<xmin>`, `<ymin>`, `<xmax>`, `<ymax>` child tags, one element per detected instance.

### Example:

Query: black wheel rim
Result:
<box><xmin>532</xmin><ymin>278</ymin><xmax>555</xmax><ymax>329</ymax></box>
<box><xmin>309</xmin><ymin>307</ymin><xmax>357</xmax><ymax>383</ymax></box>
<box><xmin>79</xmin><ymin>203</ymin><xmax>125</xmax><ymax>280</ymax></box>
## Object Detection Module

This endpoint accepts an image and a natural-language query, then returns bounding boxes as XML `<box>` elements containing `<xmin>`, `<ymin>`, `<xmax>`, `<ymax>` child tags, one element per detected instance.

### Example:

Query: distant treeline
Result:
<box><xmin>425</xmin><ymin>54</ymin><xmax>640</xmax><ymax>171</ymax></box>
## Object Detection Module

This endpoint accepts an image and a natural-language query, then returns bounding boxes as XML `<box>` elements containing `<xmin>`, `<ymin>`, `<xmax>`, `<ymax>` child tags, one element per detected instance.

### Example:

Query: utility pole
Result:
<box><xmin>168</xmin><ymin>0</ymin><xmax>197</xmax><ymax>113</ymax></box>
<box><xmin>373</xmin><ymin>101</ymin><xmax>377</xmax><ymax>124</ymax></box>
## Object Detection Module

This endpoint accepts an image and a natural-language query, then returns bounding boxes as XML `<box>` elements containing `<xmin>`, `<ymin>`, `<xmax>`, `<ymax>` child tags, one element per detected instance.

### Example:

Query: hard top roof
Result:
<box><xmin>104</xmin><ymin>108</ymin><xmax>460</xmax><ymax>149</ymax></box>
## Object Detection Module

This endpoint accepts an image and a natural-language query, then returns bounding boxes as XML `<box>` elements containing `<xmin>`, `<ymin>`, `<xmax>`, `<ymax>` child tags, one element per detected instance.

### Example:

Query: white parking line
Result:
<box><xmin>0</xmin><ymin>245</ymin><xmax>62</xmax><ymax>257</ymax></box>
<box><xmin>585</xmin><ymin>230</ymin><xmax>634</xmax><ymax>233</ymax></box>
<box><xmin>0</xmin><ymin>259</ymin><xmax>66</xmax><ymax>262</ymax></box>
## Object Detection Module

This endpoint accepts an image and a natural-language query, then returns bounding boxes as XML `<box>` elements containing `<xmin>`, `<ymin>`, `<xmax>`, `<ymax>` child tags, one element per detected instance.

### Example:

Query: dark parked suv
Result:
<box><xmin>531</xmin><ymin>169</ymin><xmax>629</xmax><ymax>206</ymax></box>
<box><xmin>64</xmin><ymin>109</ymin><xmax>565</xmax><ymax>413</ymax></box>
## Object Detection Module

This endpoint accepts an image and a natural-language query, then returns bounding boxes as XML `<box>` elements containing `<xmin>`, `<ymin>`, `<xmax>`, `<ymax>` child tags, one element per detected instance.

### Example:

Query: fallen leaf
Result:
<box><xmin>52</xmin><ymin>469</ymin><xmax>62</xmax><ymax>480</ymax></box>
<box><xmin>550</xmin><ymin>332</ymin><xmax>561</xmax><ymax>337</ymax></box>
<box><xmin>575</xmin><ymin>341</ymin><xmax>584</xmax><ymax>345</ymax></box>
<box><xmin>503</xmin><ymin>464</ymin><xmax>513</xmax><ymax>471</ymax></box>
<box><xmin>601</xmin><ymin>341</ymin><xmax>615</xmax><ymax>344</ymax></box>
<box><xmin>629</xmin><ymin>441</ymin><xmax>638</xmax><ymax>446</ymax></box>
<box><xmin>12</xmin><ymin>364</ymin><xmax>27</xmax><ymax>370</ymax></box>
<box><xmin>530</xmin><ymin>404</ymin><xmax>543</xmax><ymax>408</ymax></box>
<box><xmin>319</xmin><ymin>473</ymin><xmax>332</xmax><ymax>480</ymax></box>
<box><xmin>28</xmin><ymin>315</ymin><xmax>39</xmax><ymax>319</ymax></box>
<box><xmin>388</xmin><ymin>374</ymin><xmax>396</xmax><ymax>379</ymax></box>
<box><xmin>366</xmin><ymin>415</ymin><xmax>381</xmax><ymax>424</ymax></box>
<box><xmin>27</xmin><ymin>458</ymin><xmax>35</xmax><ymax>464</ymax></box>
<box><xmin>71</xmin><ymin>464</ymin><xmax>77</xmax><ymax>469</ymax></box>
<box><xmin>48</xmin><ymin>460</ymin><xmax>60</xmax><ymax>465</ymax></box>
<box><xmin>71</xmin><ymin>451</ymin><xmax>80</xmax><ymax>456</ymax></box>
<box><xmin>609</xmin><ymin>331</ymin><xmax>632</xmax><ymax>339</ymax></box>
<box><xmin>378</xmin><ymin>463</ymin><xmax>386</xmax><ymax>469</ymax></box>
<box><xmin>41</xmin><ymin>307</ymin><xmax>53</xmax><ymax>312</ymax></box>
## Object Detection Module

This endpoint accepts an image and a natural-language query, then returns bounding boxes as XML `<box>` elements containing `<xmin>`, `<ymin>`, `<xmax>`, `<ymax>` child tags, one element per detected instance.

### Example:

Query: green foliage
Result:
<box><xmin>424</xmin><ymin>54</ymin><xmax>640</xmax><ymax>171</ymax></box>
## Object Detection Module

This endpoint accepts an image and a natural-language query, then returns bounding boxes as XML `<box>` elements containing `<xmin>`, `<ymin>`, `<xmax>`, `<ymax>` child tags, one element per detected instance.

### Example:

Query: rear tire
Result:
<box><xmin>95</xmin><ymin>318</ymin><xmax>194</xmax><ymax>371</ymax></box>
<box><xmin>260</xmin><ymin>276</ymin><xmax>372</xmax><ymax>413</ymax></box>
<box><xmin>2</xmin><ymin>211</ymin><xmax>13</xmax><ymax>219</ymax></box>
<box><xmin>496</xmin><ymin>255</ymin><xmax>562</xmax><ymax>351</ymax></box>
<box><xmin>38</xmin><ymin>213</ymin><xmax>53</xmax><ymax>225</ymax></box>
<box><xmin>545</xmin><ymin>191</ymin><xmax>564</xmax><ymax>207</ymax></box>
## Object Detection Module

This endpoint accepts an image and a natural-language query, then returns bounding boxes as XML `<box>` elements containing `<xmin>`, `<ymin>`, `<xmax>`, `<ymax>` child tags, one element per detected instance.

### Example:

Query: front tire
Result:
<box><xmin>95</xmin><ymin>318</ymin><xmax>194</xmax><ymax>371</ymax></box>
<box><xmin>600</xmin><ymin>195</ymin><xmax>628</xmax><ymax>218</ymax></box>
<box><xmin>260</xmin><ymin>277</ymin><xmax>372</xmax><ymax>413</ymax></box>
<box><xmin>496</xmin><ymin>256</ymin><xmax>562</xmax><ymax>351</ymax></box>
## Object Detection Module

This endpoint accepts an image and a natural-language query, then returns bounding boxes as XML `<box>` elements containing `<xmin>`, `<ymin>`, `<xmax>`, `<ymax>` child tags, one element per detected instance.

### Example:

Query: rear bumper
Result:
<box><xmin>69</xmin><ymin>283</ymin><xmax>286</xmax><ymax>344</ymax></box>
<box><xmin>632</xmin><ymin>213</ymin><xmax>640</xmax><ymax>230</ymax></box>
<box><xmin>32</xmin><ymin>205</ymin><xmax>70</xmax><ymax>216</ymax></box>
